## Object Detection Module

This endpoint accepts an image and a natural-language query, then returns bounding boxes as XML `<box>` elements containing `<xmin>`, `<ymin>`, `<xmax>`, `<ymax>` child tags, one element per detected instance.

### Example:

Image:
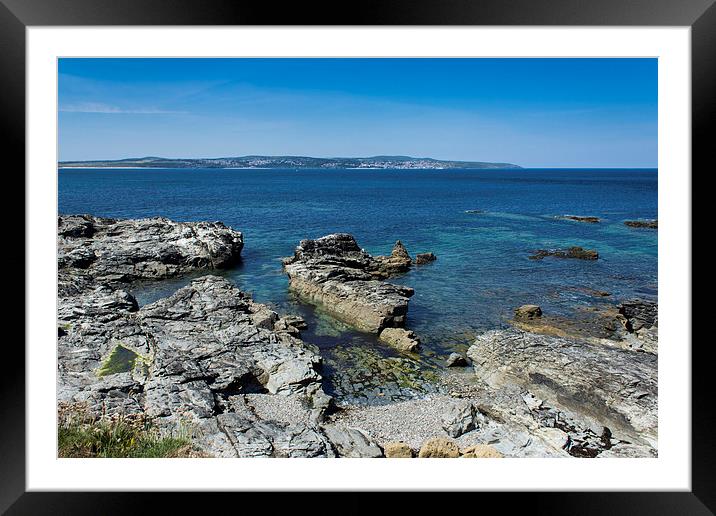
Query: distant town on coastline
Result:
<box><xmin>58</xmin><ymin>155</ymin><xmax>522</xmax><ymax>170</ymax></box>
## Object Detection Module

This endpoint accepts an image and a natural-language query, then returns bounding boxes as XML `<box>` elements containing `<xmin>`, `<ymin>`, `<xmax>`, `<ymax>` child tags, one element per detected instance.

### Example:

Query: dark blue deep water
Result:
<box><xmin>58</xmin><ymin>168</ymin><xmax>657</xmax><ymax>363</ymax></box>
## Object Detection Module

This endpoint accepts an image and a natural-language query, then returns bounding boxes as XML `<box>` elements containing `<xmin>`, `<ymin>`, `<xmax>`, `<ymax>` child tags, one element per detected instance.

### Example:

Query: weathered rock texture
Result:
<box><xmin>379</xmin><ymin>327</ymin><xmax>421</xmax><ymax>353</ymax></box>
<box><xmin>57</xmin><ymin>216</ymin><xmax>352</xmax><ymax>458</ymax></box>
<box><xmin>618</xmin><ymin>299</ymin><xmax>658</xmax><ymax>353</ymax></box>
<box><xmin>467</xmin><ymin>329</ymin><xmax>657</xmax><ymax>448</ymax></box>
<box><xmin>283</xmin><ymin>234</ymin><xmax>415</xmax><ymax>333</ymax></box>
<box><xmin>415</xmin><ymin>252</ymin><xmax>437</xmax><ymax>265</ymax></box>
<box><xmin>529</xmin><ymin>246</ymin><xmax>599</xmax><ymax>261</ymax></box>
<box><xmin>58</xmin><ymin>275</ymin><xmax>336</xmax><ymax>456</ymax></box>
<box><xmin>58</xmin><ymin>214</ymin><xmax>243</xmax><ymax>295</ymax></box>
<box><xmin>375</xmin><ymin>240</ymin><xmax>412</xmax><ymax>275</ymax></box>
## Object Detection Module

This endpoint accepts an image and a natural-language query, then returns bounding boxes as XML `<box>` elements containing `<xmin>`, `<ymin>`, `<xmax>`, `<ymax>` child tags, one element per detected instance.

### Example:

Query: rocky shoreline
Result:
<box><xmin>57</xmin><ymin>214</ymin><xmax>658</xmax><ymax>458</ymax></box>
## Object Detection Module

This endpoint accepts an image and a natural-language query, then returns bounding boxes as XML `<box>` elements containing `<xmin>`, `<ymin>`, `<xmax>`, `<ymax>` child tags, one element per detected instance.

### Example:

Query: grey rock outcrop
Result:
<box><xmin>58</xmin><ymin>214</ymin><xmax>243</xmax><ymax>295</ymax></box>
<box><xmin>58</xmin><ymin>276</ymin><xmax>333</xmax><ymax>430</ymax></box>
<box><xmin>467</xmin><ymin>329</ymin><xmax>657</xmax><ymax>447</ymax></box>
<box><xmin>282</xmin><ymin>234</ymin><xmax>415</xmax><ymax>333</ymax></box>
<box><xmin>57</xmin><ymin>216</ymin><xmax>341</xmax><ymax>457</ymax></box>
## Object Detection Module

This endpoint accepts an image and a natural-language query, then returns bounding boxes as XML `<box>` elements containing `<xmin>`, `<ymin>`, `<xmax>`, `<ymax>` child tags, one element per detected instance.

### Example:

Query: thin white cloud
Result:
<box><xmin>59</xmin><ymin>102</ymin><xmax>183</xmax><ymax>114</ymax></box>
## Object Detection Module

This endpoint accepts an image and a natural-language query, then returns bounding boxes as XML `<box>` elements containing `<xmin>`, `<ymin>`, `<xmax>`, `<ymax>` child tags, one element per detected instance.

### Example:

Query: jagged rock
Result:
<box><xmin>445</xmin><ymin>352</ymin><xmax>469</xmax><ymax>367</ymax></box>
<box><xmin>440</xmin><ymin>399</ymin><xmax>479</xmax><ymax>437</ymax></box>
<box><xmin>467</xmin><ymin>329</ymin><xmax>657</xmax><ymax>447</ymax></box>
<box><xmin>560</xmin><ymin>215</ymin><xmax>600</xmax><ymax>223</ymax></box>
<box><xmin>375</xmin><ymin>240</ymin><xmax>412</xmax><ymax>274</ymax></box>
<box><xmin>624</xmin><ymin>219</ymin><xmax>657</xmax><ymax>229</ymax></box>
<box><xmin>415</xmin><ymin>252</ymin><xmax>437</xmax><ymax>265</ymax></box>
<box><xmin>379</xmin><ymin>327</ymin><xmax>421</xmax><ymax>353</ymax></box>
<box><xmin>283</xmin><ymin>234</ymin><xmax>414</xmax><ymax>333</ymax></box>
<box><xmin>216</xmin><ymin>413</ymin><xmax>335</xmax><ymax>458</ymax></box>
<box><xmin>418</xmin><ymin>437</ymin><xmax>460</xmax><ymax>458</ymax></box>
<box><xmin>529</xmin><ymin>246</ymin><xmax>599</xmax><ymax>260</ymax></box>
<box><xmin>460</xmin><ymin>444</ymin><xmax>503</xmax><ymax>458</ymax></box>
<box><xmin>619</xmin><ymin>300</ymin><xmax>657</xmax><ymax>332</ymax></box>
<box><xmin>618</xmin><ymin>299</ymin><xmax>658</xmax><ymax>354</ymax></box>
<box><xmin>323</xmin><ymin>426</ymin><xmax>383</xmax><ymax>457</ymax></box>
<box><xmin>384</xmin><ymin>442</ymin><xmax>413</xmax><ymax>458</ymax></box>
<box><xmin>58</xmin><ymin>214</ymin><xmax>333</xmax><ymax>459</ymax></box>
<box><xmin>514</xmin><ymin>304</ymin><xmax>542</xmax><ymax>321</ymax></box>
<box><xmin>57</xmin><ymin>214</ymin><xmax>243</xmax><ymax>294</ymax></box>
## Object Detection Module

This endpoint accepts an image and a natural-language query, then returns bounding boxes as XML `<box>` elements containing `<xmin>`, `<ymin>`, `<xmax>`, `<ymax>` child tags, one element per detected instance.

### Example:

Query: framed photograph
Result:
<box><xmin>6</xmin><ymin>0</ymin><xmax>709</xmax><ymax>512</ymax></box>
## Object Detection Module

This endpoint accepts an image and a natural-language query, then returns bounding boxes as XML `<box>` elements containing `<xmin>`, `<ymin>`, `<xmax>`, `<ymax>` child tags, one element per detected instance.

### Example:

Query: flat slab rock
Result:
<box><xmin>58</xmin><ymin>214</ymin><xmax>243</xmax><ymax>295</ymax></box>
<box><xmin>467</xmin><ymin>328</ymin><xmax>657</xmax><ymax>447</ymax></box>
<box><xmin>283</xmin><ymin>233</ymin><xmax>414</xmax><ymax>333</ymax></box>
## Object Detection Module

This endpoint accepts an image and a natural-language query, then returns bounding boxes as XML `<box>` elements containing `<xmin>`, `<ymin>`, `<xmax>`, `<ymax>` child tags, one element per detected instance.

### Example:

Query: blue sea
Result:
<box><xmin>58</xmin><ymin>168</ymin><xmax>657</xmax><ymax>386</ymax></box>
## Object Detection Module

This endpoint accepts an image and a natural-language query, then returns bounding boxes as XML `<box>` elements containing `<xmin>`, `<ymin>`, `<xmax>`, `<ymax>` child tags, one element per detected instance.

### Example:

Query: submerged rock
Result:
<box><xmin>559</xmin><ymin>215</ymin><xmax>600</xmax><ymax>223</ymax></box>
<box><xmin>529</xmin><ymin>246</ymin><xmax>599</xmax><ymax>261</ymax></box>
<box><xmin>379</xmin><ymin>327</ymin><xmax>421</xmax><ymax>353</ymax></box>
<box><xmin>514</xmin><ymin>304</ymin><xmax>542</xmax><ymax>321</ymax></box>
<box><xmin>624</xmin><ymin>219</ymin><xmax>657</xmax><ymax>229</ymax></box>
<box><xmin>415</xmin><ymin>252</ymin><xmax>437</xmax><ymax>265</ymax></box>
<box><xmin>283</xmin><ymin>234</ymin><xmax>415</xmax><ymax>333</ymax></box>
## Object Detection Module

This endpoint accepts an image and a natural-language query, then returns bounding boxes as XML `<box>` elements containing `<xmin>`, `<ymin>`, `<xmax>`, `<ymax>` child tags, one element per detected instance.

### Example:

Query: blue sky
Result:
<box><xmin>58</xmin><ymin>58</ymin><xmax>657</xmax><ymax>167</ymax></box>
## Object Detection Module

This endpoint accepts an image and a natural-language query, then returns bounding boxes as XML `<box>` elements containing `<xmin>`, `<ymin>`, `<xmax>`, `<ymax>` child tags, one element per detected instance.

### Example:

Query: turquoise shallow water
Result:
<box><xmin>58</xmin><ymin>168</ymin><xmax>657</xmax><ymax>381</ymax></box>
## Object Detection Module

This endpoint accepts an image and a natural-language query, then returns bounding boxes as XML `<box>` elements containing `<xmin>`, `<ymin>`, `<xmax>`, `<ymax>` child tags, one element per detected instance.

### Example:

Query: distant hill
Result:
<box><xmin>58</xmin><ymin>155</ymin><xmax>522</xmax><ymax>170</ymax></box>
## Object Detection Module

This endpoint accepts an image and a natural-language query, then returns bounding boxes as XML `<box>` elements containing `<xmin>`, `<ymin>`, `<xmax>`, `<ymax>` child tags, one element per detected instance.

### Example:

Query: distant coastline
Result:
<box><xmin>57</xmin><ymin>155</ymin><xmax>522</xmax><ymax>170</ymax></box>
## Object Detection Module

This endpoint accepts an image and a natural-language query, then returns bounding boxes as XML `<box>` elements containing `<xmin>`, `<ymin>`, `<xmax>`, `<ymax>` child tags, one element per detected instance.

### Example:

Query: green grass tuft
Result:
<box><xmin>58</xmin><ymin>403</ymin><xmax>193</xmax><ymax>458</ymax></box>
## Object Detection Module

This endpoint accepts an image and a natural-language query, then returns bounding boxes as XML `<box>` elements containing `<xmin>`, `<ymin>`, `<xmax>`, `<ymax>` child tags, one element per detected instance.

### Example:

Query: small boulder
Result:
<box><xmin>445</xmin><ymin>352</ymin><xmax>469</xmax><ymax>367</ymax></box>
<box><xmin>418</xmin><ymin>437</ymin><xmax>460</xmax><ymax>458</ymax></box>
<box><xmin>323</xmin><ymin>426</ymin><xmax>383</xmax><ymax>458</ymax></box>
<box><xmin>415</xmin><ymin>252</ymin><xmax>437</xmax><ymax>265</ymax></box>
<box><xmin>440</xmin><ymin>399</ymin><xmax>478</xmax><ymax>438</ymax></box>
<box><xmin>460</xmin><ymin>444</ymin><xmax>503</xmax><ymax>458</ymax></box>
<box><xmin>514</xmin><ymin>304</ymin><xmax>542</xmax><ymax>321</ymax></box>
<box><xmin>379</xmin><ymin>327</ymin><xmax>421</xmax><ymax>353</ymax></box>
<box><xmin>384</xmin><ymin>442</ymin><xmax>413</xmax><ymax>458</ymax></box>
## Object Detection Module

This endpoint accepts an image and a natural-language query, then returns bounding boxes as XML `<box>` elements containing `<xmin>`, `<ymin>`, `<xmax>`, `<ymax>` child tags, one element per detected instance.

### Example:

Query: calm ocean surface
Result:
<box><xmin>58</xmin><ymin>168</ymin><xmax>657</xmax><ymax>367</ymax></box>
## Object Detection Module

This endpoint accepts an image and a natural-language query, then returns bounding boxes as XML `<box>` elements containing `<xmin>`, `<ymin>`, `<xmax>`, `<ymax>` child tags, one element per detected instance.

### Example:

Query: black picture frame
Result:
<box><xmin>3</xmin><ymin>0</ymin><xmax>709</xmax><ymax>513</ymax></box>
